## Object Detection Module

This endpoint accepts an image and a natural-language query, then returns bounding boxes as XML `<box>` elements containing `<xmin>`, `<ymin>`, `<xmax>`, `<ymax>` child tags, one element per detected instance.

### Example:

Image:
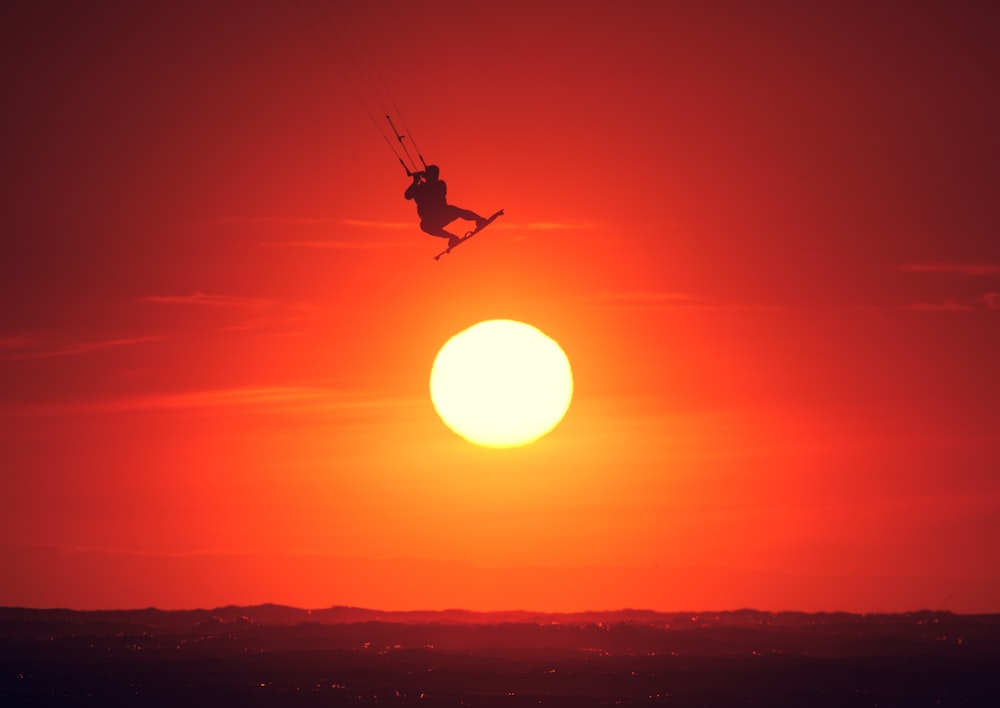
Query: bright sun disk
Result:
<box><xmin>430</xmin><ymin>320</ymin><xmax>573</xmax><ymax>448</ymax></box>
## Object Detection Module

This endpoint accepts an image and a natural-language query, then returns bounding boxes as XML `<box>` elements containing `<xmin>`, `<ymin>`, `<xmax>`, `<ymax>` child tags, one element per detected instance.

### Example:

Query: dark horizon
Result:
<box><xmin>4</xmin><ymin>602</ymin><xmax>999</xmax><ymax>620</ymax></box>
<box><xmin>4</xmin><ymin>604</ymin><xmax>998</xmax><ymax>706</ymax></box>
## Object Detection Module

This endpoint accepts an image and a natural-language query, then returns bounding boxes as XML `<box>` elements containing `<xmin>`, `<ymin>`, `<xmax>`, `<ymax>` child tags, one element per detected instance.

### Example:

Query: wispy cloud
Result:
<box><xmin>899</xmin><ymin>263</ymin><xmax>1000</xmax><ymax>276</ymax></box>
<box><xmin>140</xmin><ymin>292</ymin><xmax>272</xmax><ymax>308</ymax></box>
<box><xmin>196</xmin><ymin>216</ymin><xmax>332</xmax><ymax>226</ymax></box>
<box><xmin>596</xmin><ymin>291</ymin><xmax>710</xmax><ymax>306</ymax></box>
<box><xmin>0</xmin><ymin>334</ymin><xmax>36</xmax><ymax>352</ymax></box>
<box><xmin>128</xmin><ymin>386</ymin><xmax>394</xmax><ymax>413</ymax></box>
<box><xmin>252</xmin><ymin>219</ymin><xmax>601</xmax><ymax>246</ymax></box>
<box><xmin>0</xmin><ymin>335</ymin><xmax>163</xmax><ymax>362</ymax></box>
<box><xmin>588</xmin><ymin>291</ymin><xmax>771</xmax><ymax>310</ymax></box>
<box><xmin>901</xmin><ymin>301</ymin><xmax>977</xmax><ymax>313</ymax></box>
<box><xmin>248</xmin><ymin>219</ymin><xmax>414</xmax><ymax>248</ymax></box>
<box><xmin>140</xmin><ymin>292</ymin><xmax>322</xmax><ymax>332</ymax></box>
<box><xmin>0</xmin><ymin>541</ymin><xmax>247</xmax><ymax>558</ymax></box>
<box><xmin>897</xmin><ymin>263</ymin><xmax>1000</xmax><ymax>312</ymax></box>
<box><xmin>0</xmin><ymin>540</ymin><xmax>360</xmax><ymax>559</ymax></box>
<box><xmin>4</xmin><ymin>384</ymin><xmax>416</xmax><ymax>418</ymax></box>
<box><xmin>520</xmin><ymin>221</ymin><xmax>600</xmax><ymax>231</ymax></box>
<box><xmin>895</xmin><ymin>297</ymin><xmax>999</xmax><ymax>314</ymax></box>
<box><xmin>342</xmin><ymin>219</ymin><xmax>413</xmax><ymax>230</ymax></box>
<box><xmin>257</xmin><ymin>239</ymin><xmax>400</xmax><ymax>249</ymax></box>
<box><xmin>203</xmin><ymin>215</ymin><xmax>603</xmax><ymax>247</ymax></box>
<box><xmin>345</xmin><ymin>219</ymin><xmax>602</xmax><ymax>232</ymax></box>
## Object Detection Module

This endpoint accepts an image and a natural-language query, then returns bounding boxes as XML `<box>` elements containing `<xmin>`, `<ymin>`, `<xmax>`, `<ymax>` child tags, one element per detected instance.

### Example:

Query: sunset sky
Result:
<box><xmin>2</xmin><ymin>0</ymin><xmax>998</xmax><ymax>613</ymax></box>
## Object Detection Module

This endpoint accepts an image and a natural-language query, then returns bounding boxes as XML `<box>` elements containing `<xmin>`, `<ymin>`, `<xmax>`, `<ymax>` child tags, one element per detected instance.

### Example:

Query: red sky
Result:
<box><xmin>2</xmin><ymin>0</ymin><xmax>999</xmax><ymax>613</ymax></box>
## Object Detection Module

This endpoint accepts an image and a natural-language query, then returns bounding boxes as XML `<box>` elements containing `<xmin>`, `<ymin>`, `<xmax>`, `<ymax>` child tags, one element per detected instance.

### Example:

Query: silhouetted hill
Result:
<box><xmin>2</xmin><ymin>606</ymin><xmax>998</xmax><ymax>705</ymax></box>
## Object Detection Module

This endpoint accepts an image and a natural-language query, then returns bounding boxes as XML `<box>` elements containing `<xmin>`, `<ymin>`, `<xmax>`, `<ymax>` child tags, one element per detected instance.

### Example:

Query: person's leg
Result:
<box><xmin>421</xmin><ymin>219</ymin><xmax>461</xmax><ymax>247</ymax></box>
<box><xmin>445</xmin><ymin>204</ymin><xmax>487</xmax><ymax>228</ymax></box>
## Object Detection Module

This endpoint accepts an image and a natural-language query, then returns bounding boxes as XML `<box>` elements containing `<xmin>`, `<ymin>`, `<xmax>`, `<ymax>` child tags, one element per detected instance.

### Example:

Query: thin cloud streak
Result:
<box><xmin>196</xmin><ymin>216</ymin><xmax>331</xmax><ymax>226</ymax></box>
<box><xmin>252</xmin><ymin>219</ymin><xmax>601</xmax><ymax>241</ymax></box>
<box><xmin>494</xmin><ymin>221</ymin><xmax>601</xmax><ymax>231</ymax></box>
<box><xmin>0</xmin><ymin>541</ymin><xmax>262</xmax><ymax>559</ymax></box>
<box><xmin>140</xmin><ymin>292</ymin><xmax>323</xmax><ymax>333</ymax></box>
<box><xmin>896</xmin><ymin>294</ymin><xmax>1000</xmax><ymax>313</ymax></box>
<box><xmin>598</xmin><ymin>291</ymin><xmax>708</xmax><ymax>305</ymax></box>
<box><xmin>0</xmin><ymin>334</ymin><xmax>37</xmax><ymax>352</ymax></box>
<box><xmin>1</xmin><ymin>335</ymin><xmax>164</xmax><ymax>362</ymax></box>
<box><xmin>0</xmin><ymin>541</ymin><xmax>361</xmax><ymax>560</ymax></box>
<box><xmin>899</xmin><ymin>263</ymin><xmax>1000</xmax><ymax>276</ymax></box>
<box><xmin>257</xmin><ymin>240</ymin><xmax>401</xmax><ymax>249</ymax></box>
<box><xmin>341</xmin><ymin>219</ymin><xmax>603</xmax><ymax>233</ymax></box>
<box><xmin>140</xmin><ymin>292</ymin><xmax>272</xmax><ymax>308</ymax></box>
<box><xmin>523</xmin><ymin>222</ymin><xmax>599</xmax><ymax>230</ymax></box>
<box><xmin>588</xmin><ymin>291</ymin><xmax>775</xmax><ymax>310</ymax></box>
<box><xmin>896</xmin><ymin>264</ymin><xmax>1000</xmax><ymax>312</ymax></box>
<box><xmin>2</xmin><ymin>385</ymin><xmax>420</xmax><ymax>419</ymax></box>
<box><xmin>901</xmin><ymin>301</ymin><xmax>977</xmax><ymax>313</ymax></box>
<box><xmin>342</xmin><ymin>219</ymin><xmax>413</xmax><ymax>230</ymax></box>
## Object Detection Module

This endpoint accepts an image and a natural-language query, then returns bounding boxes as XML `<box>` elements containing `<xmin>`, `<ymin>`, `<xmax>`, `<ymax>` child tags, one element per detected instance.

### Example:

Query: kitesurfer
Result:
<box><xmin>405</xmin><ymin>165</ymin><xmax>487</xmax><ymax>248</ymax></box>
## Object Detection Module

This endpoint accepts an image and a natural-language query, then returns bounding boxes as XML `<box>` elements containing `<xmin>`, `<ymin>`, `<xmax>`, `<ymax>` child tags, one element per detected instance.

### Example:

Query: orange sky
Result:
<box><xmin>2</xmin><ymin>0</ymin><xmax>999</xmax><ymax>613</ymax></box>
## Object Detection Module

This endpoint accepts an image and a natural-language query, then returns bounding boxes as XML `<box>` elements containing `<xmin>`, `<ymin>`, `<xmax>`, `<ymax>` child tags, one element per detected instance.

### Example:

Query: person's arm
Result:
<box><xmin>404</xmin><ymin>172</ymin><xmax>425</xmax><ymax>200</ymax></box>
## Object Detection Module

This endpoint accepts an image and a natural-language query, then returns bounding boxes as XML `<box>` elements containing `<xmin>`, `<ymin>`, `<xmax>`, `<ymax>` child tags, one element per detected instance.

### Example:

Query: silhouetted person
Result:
<box><xmin>405</xmin><ymin>165</ymin><xmax>487</xmax><ymax>248</ymax></box>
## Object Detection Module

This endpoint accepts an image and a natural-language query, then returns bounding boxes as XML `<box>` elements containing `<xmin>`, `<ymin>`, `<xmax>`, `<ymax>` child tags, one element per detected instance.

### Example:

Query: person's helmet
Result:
<box><xmin>425</xmin><ymin>164</ymin><xmax>440</xmax><ymax>179</ymax></box>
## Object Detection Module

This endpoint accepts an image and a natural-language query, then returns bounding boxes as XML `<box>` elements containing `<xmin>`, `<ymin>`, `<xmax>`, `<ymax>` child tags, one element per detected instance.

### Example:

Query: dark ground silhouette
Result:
<box><xmin>2</xmin><ymin>606</ymin><xmax>998</xmax><ymax>706</ymax></box>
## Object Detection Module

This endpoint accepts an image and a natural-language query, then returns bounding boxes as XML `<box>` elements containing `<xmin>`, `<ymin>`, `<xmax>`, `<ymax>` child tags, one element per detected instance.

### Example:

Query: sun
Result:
<box><xmin>430</xmin><ymin>320</ymin><xmax>573</xmax><ymax>448</ymax></box>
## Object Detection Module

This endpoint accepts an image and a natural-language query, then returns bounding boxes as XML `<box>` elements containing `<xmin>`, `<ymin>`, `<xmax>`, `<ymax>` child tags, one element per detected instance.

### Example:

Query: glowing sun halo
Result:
<box><xmin>430</xmin><ymin>320</ymin><xmax>573</xmax><ymax>448</ymax></box>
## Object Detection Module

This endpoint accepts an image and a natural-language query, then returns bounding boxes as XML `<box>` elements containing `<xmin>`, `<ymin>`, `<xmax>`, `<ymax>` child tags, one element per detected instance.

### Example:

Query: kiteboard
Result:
<box><xmin>433</xmin><ymin>209</ymin><xmax>504</xmax><ymax>261</ymax></box>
